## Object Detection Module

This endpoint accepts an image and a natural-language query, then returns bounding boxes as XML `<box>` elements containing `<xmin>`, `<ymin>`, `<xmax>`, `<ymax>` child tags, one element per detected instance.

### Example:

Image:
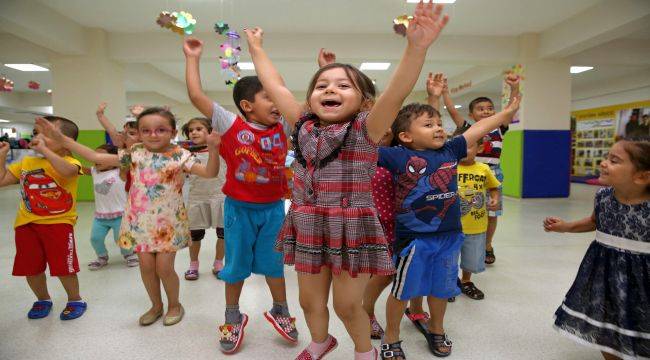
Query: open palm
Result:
<box><xmin>406</xmin><ymin>1</ymin><xmax>449</xmax><ymax>50</ymax></box>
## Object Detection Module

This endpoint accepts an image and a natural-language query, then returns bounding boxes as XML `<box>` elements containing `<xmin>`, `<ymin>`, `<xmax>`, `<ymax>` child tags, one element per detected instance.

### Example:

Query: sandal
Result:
<box><xmin>380</xmin><ymin>341</ymin><xmax>406</xmax><ymax>360</ymax></box>
<box><xmin>485</xmin><ymin>249</ymin><xmax>496</xmax><ymax>264</ymax></box>
<box><xmin>404</xmin><ymin>308</ymin><xmax>429</xmax><ymax>335</ymax></box>
<box><xmin>27</xmin><ymin>300</ymin><xmax>53</xmax><ymax>319</ymax></box>
<box><xmin>447</xmin><ymin>297</ymin><xmax>456</xmax><ymax>303</ymax></box>
<box><xmin>460</xmin><ymin>281</ymin><xmax>484</xmax><ymax>300</ymax></box>
<box><xmin>369</xmin><ymin>315</ymin><xmax>384</xmax><ymax>340</ymax></box>
<box><xmin>184</xmin><ymin>269</ymin><xmax>199</xmax><ymax>281</ymax></box>
<box><xmin>425</xmin><ymin>333</ymin><xmax>452</xmax><ymax>357</ymax></box>
<box><xmin>219</xmin><ymin>313</ymin><xmax>249</xmax><ymax>354</ymax></box>
<box><xmin>60</xmin><ymin>301</ymin><xmax>87</xmax><ymax>320</ymax></box>
<box><xmin>296</xmin><ymin>335</ymin><xmax>338</xmax><ymax>360</ymax></box>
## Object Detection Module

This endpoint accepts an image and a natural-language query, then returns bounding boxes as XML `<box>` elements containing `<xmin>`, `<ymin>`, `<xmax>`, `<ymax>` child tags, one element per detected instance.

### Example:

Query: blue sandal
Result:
<box><xmin>60</xmin><ymin>301</ymin><xmax>87</xmax><ymax>320</ymax></box>
<box><xmin>28</xmin><ymin>300</ymin><xmax>53</xmax><ymax>319</ymax></box>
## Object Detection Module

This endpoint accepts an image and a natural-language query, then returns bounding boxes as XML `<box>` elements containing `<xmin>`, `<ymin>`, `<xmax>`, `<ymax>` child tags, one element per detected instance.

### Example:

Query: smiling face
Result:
<box><xmin>185</xmin><ymin>120</ymin><xmax>209</xmax><ymax>145</ymax></box>
<box><xmin>138</xmin><ymin>114</ymin><xmax>176</xmax><ymax>152</ymax></box>
<box><xmin>599</xmin><ymin>141</ymin><xmax>650</xmax><ymax>191</ymax></box>
<box><xmin>469</xmin><ymin>100</ymin><xmax>495</xmax><ymax>121</ymax></box>
<box><xmin>308</xmin><ymin>67</ymin><xmax>366</xmax><ymax>125</ymax></box>
<box><xmin>241</xmin><ymin>90</ymin><xmax>281</xmax><ymax>127</ymax></box>
<box><xmin>398</xmin><ymin>113</ymin><xmax>447</xmax><ymax>151</ymax></box>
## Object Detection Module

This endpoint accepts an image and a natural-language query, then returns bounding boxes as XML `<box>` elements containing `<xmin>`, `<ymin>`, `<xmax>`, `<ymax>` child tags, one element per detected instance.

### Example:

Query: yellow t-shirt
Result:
<box><xmin>8</xmin><ymin>155</ymin><xmax>82</xmax><ymax>228</ymax></box>
<box><xmin>457</xmin><ymin>162</ymin><xmax>501</xmax><ymax>234</ymax></box>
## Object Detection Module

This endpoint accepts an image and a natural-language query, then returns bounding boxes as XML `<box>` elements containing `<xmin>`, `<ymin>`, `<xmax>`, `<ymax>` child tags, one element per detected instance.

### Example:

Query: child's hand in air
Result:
<box><xmin>29</xmin><ymin>134</ymin><xmax>48</xmax><ymax>154</ymax></box>
<box><xmin>503</xmin><ymin>95</ymin><xmax>521</xmax><ymax>117</ymax></box>
<box><xmin>318</xmin><ymin>48</ymin><xmax>336</xmax><ymax>68</ymax></box>
<box><xmin>505</xmin><ymin>72</ymin><xmax>521</xmax><ymax>90</ymax></box>
<box><xmin>206</xmin><ymin>131</ymin><xmax>221</xmax><ymax>149</ymax></box>
<box><xmin>407</xmin><ymin>1</ymin><xmax>449</xmax><ymax>50</ymax></box>
<box><xmin>426</xmin><ymin>72</ymin><xmax>444</xmax><ymax>98</ymax></box>
<box><xmin>35</xmin><ymin>117</ymin><xmax>65</xmax><ymax>143</ymax></box>
<box><xmin>183</xmin><ymin>38</ymin><xmax>204</xmax><ymax>58</ymax></box>
<box><xmin>0</xmin><ymin>141</ymin><xmax>10</xmax><ymax>157</ymax></box>
<box><xmin>96</xmin><ymin>102</ymin><xmax>107</xmax><ymax>116</ymax></box>
<box><xmin>543</xmin><ymin>217</ymin><xmax>568</xmax><ymax>233</ymax></box>
<box><xmin>130</xmin><ymin>104</ymin><xmax>145</xmax><ymax>117</ymax></box>
<box><xmin>244</xmin><ymin>27</ymin><xmax>264</xmax><ymax>50</ymax></box>
<box><xmin>442</xmin><ymin>77</ymin><xmax>449</xmax><ymax>94</ymax></box>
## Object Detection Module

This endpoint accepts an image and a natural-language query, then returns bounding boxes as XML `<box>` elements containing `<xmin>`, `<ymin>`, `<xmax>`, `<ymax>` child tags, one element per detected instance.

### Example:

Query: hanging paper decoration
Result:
<box><xmin>214</xmin><ymin>22</ymin><xmax>229</xmax><ymax>35</ymax></box>
<box><xmin>156</xmin><ymin>11</ymin><xmax>196</xmax><ymax>35</ymax></box>
<box><xmin>393</xmin><ymin>15</ymin><xmax>413</xmax><ymax>37</ymax></box>
<box><xmin>216</xmin><ymin>29</ymin><xmax>242</xmax><ymax>87</ymax></box>
<box><xmin>28</xmin><ymin>81</ymin><xmax>40</xmax><ymax>90</ymax></box>
<box><xmin>0</xmin><ymin>76</ymin><xmax>14</xmax><ymax>92</ymax></box>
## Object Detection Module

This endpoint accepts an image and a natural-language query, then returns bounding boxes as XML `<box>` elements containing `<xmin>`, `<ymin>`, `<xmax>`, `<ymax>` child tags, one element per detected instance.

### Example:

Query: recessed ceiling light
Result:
<box><xmin>47</xmin><ymin>89</ymin><xmax>52</xmax><ymax>94</ymax></box>
<box><xmin>360</xmin><ymin>62</ymin><xmax>391</xmax><ymax>71</ymax></box>
<box><xmin>570</xmin><ymin>66</ymin><xmax>593</xmax><ymax>74</ymax></box>
<box><xmin>407</xmin><ymin>0</ymin><xmax>456</xmax><ymax>3</ymax></box>
<box><xmin>0</xmin><ymin>119</ymin><xmax>10</xmax><ymax>123</ymax></box>
<box><xmin>454</xmin><ymin>105</ymin><xmax>462</xmax><ymax>109</ymax></box>
<box><xmin>238</xmin><ymin>62</ymin><xmax>255</xmax><ymax>70</ymax></box>
<box><xmin>4</xmin><ymin>63</ymin><xmax>49</xmax><ymax>72</ymax></box>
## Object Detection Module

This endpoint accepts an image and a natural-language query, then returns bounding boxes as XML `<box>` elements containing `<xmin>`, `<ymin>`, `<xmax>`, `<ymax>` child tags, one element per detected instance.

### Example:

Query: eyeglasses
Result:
<box><xmin>140</xmin><ymin>128</ymin><xmax>173</xmax><ymax>136</ymax></box>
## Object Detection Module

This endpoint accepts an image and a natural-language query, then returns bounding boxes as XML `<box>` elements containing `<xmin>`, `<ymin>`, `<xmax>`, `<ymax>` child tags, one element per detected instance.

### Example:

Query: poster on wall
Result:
<box><xmin>571</xmin><ymin>100</ymin><xmax>650</xmax><ymax>181</ymax></box>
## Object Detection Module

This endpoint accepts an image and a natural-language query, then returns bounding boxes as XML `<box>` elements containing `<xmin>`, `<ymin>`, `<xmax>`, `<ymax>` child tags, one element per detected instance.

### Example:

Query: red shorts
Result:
<box><xmin>13</xmin><ymin>223</ymin><xmax>79</xmax><ymax>277</ymax></box>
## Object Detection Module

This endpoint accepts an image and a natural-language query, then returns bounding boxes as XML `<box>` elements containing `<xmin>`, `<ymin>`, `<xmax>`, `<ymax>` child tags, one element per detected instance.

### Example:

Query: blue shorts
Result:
<box><xmin>219</xmin><ymin>197</ymin><xmax>285</xmax><ymax>283</ymax></box>
<box><xmin>391</xmin><ymin>232</ymin><xmax>464</xmax><ymax>300</ymax></box>
<box><xmin>489</xmin><ymin>164</ymin><xmax>504</xmax><ymax>217</ymax></box>
<box><xmin>460</xmin><ymin>232</ymin><xmax>486</xmax><ymax>274</ymax></box>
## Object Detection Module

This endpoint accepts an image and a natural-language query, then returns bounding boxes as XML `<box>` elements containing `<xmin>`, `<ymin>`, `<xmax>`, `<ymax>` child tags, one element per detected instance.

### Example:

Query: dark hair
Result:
<box><xmin>136</xmin><ymin>107</ymin><xmax>176</xmax><ymax>129</ymax></box>
<box><xmin>618</xmin><ymin>136</ymin><xmax>650</xmax><ymax>190</ymax></box>
<box><xmin>391</xmin><ymin>103</ymin><xmax>441</xmax><ymax>146</ymax></box>
<box><xmin>43</xmin><ymin>115</ymin><xmax>79</xmax><ymax>140</ymax></box>
<box><xmin>124</xmin><ymin>121</ymin><xmax>137</xmax><ymax>130</ymax></box>
<box><xmin>469</xmin><ymin>97</ymin><xmax>494</xmax><ymax>113</ymax></box>
<box><xmin>181</xmin><ymin>117</ymin><xmax>212</xmax><ymax>138</ymax></box>
<box><xmin>233</xmin><ymin>76</ymin><xmax>264</xmax><ymax>118</ymax></box>
<box><xmin>306</xmin><ymin>63</ymin><xmax>376</xmax><ymax>106</ymax></box>
<box><xmin>452</xmin><ymin>124</ymin><xmax>483</xmax><ymax>145</ymax></box>
<box><xmin>96</xmin><ymin>143</ymin><xmax>118</xmax><ymax>155</ymax></box>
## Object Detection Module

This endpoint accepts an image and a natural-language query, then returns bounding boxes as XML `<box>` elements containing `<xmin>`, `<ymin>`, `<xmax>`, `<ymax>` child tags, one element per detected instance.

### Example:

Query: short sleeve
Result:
<box><xmin>7</xmin><ymin>158</ymin><xmax>22</xmax><ymax>179</ymax></box>
<box><xmin>485</xmin><ymin>165</ymin><xmax>501</xmax><ymax>189</ymax></box>
<box><xmin>378</xmin><ymin>146</ymin><xmax>403</xmax><ymax>173</ymax></box>
<box><xmin>63</xmin><ymin>156</ymin><xmax>83</xmax><ymax>176</ymax></box>
<box><xmin>447</xmin><ymin>135</ymin><xmax>468</xmax><ymax>160</ymax></box>
<box><xmin>211</xmin><ymin>102</ymin><xmax>237</xmax><ymax>134</ymax></box>
<box><xmin>182</xmin><ymin>150</ymin><xmax>198</xmax><ymax>172</ymax></box>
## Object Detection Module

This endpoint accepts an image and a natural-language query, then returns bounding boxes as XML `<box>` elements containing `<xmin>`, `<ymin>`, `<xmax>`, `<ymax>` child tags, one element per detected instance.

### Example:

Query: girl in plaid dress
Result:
<box><xmin>245</xmin><ymin>3</ymin><xmax>449</xmax><ymax>358</ymax></box>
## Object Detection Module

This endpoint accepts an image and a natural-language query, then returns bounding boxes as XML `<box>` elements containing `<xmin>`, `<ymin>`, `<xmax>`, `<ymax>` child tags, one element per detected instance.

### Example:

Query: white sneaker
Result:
<box><xmin>124</xmin><ymin>254</ymin><xmax>139</xmax><ymax>267</ymax></box>
<box><xmin>88</xmin><ymin>256</ymin><xmax>108</xmax><ymax>270</ymax></box>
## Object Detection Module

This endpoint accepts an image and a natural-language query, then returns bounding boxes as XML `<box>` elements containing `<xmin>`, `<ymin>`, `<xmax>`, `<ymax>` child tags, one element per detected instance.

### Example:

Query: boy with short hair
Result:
<box><xmin>184</xmin><ymin>37</ymin><xmax>298</xmax><ymax>354</ymax></box>
<box><xmin>442</xmin><ymin>74</ymin><xmax>520</xmax><ymax>264</ymax></box>
<box><xmin>0</xmin><ymin>115</ymin><xmax>87</xmax><ymax>321</ymax></box>
<box><xmin>378</xmin><ymin>96</ymin><xmax>519</xmax><ymax>358</ymax></box>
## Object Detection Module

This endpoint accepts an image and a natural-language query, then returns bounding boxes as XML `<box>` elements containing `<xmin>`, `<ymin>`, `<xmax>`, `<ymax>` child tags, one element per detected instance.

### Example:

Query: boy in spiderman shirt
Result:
<box><xmin>377</xmin><ymin>98</ymin><xmax>519</xmax><ymax>358</ymax></box>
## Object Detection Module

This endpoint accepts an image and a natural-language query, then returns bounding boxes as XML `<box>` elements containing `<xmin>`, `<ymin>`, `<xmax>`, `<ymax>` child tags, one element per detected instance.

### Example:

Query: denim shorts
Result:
<box><xmin>460</xmin><ymin>232</ymin><xmax>486</xmax><ymax>273</ymax></box>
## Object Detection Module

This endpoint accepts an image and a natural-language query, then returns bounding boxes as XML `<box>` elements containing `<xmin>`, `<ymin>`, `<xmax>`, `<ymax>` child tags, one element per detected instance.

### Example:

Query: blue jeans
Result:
<box><xmin>90</xmin><ymin>217</ymin><xmax>131</xmax><ymax>257</ymax></box>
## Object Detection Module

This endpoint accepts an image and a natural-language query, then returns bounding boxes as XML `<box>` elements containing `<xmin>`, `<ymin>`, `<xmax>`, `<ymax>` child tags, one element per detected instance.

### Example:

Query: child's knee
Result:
<box><xmin>333</xmin><ymin>298</ymin><xmax>359</xmax><ymax>321</ymax></box>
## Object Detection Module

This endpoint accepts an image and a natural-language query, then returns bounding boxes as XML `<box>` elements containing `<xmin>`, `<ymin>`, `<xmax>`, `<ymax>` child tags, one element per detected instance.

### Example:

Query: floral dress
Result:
<box><xmin>118</xmin><ymin>144</ymin><xmax>197</xmax><ymax>253</ymax></box>
<box><xmin>553</xmin><ymin>187</ymin><xmax>649</xmax><ymax>359</ymax></box>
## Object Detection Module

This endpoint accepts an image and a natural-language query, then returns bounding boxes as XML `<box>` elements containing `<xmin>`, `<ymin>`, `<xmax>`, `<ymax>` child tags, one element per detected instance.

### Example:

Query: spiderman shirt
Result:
<box><xmin>378</xmin><ymin>136</ymin><xmax>467</xmax><ymax>253</ymax></box>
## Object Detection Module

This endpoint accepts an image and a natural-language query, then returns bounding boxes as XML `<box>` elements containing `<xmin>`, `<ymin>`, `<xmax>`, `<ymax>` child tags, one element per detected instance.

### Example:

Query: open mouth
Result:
<box><xmin>270</xmin><ymin>110</ymin><xmax>281</xmax><ymax>118</ymax></box>
<box><xmin>321</xmin><ymin>100</ymin><xmax>342</xmax><ymax>109</ymax></box>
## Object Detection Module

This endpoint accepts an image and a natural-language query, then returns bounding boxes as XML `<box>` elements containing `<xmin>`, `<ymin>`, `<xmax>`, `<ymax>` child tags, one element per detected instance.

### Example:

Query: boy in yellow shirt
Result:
<box><xmin>0</xmin><ymin>116</ymin><xmax>86</xmax><ymax>320</ymax></box>
<box><xmin>454</xmin><ymin>133</ymin><xmax>500</xmax><ymax>301</ymax></box>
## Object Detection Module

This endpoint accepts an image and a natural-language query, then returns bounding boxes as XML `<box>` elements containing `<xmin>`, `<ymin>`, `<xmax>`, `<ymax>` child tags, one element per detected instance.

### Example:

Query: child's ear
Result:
<box><xmin>240</xmin><ymin>99</ymin><xmax>254</xmax><ymax>114</ymax></box>
<box><xmin>397</xmin><ymin>131</ymin><xmax>412</xmax><ymax>144</ymax></box>
<box><xmin>360</xmin><ymin>99</ymin><xmax>374</xmax><ymax>112</ymax></box>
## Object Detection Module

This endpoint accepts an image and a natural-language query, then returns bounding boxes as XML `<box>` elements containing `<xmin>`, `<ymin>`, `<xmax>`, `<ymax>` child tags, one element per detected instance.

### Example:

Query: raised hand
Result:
<box><xmin>504</xmin><ymin>95</ymin><xmax>521</xmax><ymax>116</ymax></box>
<box><xmin>426</xmin><ymin>72</ymin><xmax>444</xmax><ymax>97</ymax></box>
<box><xmin>96</xmin><ymin>102</ymin><xmax>107</xmax><ymax>116</ymax></box>
<box><xmin>206</xmin><ymin>130</ymin><xmax>221</xmax><ymax>149</ymax></box>
<box><xmin>406</xmin><ymin>1</ymin><xmax>450</xmax><ymax>50</ymax></box>
<box><xmin>543</xmin><ymin>217</ymin><xmax>568</xmax><ymax>233</ymax></box>
<box><xmin>29</xmin><ymin>134</ymin><xmax>48</xmax><ymax>154</ymax></box>
<box><xmin>318</xmin><ymin>48</ymin><xmax>337</xmax><ymax>68</ymax></box>
<box><xmin>35</xmin><ymin>117</ymin><xmax>65</xmax><ymax>143</ymax></box>
<box><xmin>505</xmin><ymin>72</ymin><xmax>521</xmax><ymax>90</ymax></box>
<box><xmin>244</xmin><ymin>27</ymin><xmax>264</xmax><ymax>49</ymax></box>
<box><xmin>442</xmin><ymin>77</ymin><xmax>449</xmax><ymax>93</ymax></box>
<box><xmin>130</xmin><ymin>104</ymin><xmax>145</xmax><ymax>117</ymax></box>
<box><xmin>183</xmin><ymin>37</ymin><xmax>204</xmax><ymax>58</ymax></box>
<box><xmin>0</xmin><ymin>141</ymin><xmax>9</xmax><ymax>157</ymax></box>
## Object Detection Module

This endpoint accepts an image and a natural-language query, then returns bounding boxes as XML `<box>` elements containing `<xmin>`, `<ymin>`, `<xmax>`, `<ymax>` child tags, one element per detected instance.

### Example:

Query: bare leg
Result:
<box><xmin>156</xmin><ymin>252</ymin><xmax>181</xmax><ymax>316</ymax></box>
<box><xmin>486</xmin><ymin>216</ymin><xmax>497</xmax><ymax>251</ymax></box>
<box><xmin>461</xmin><ymin>270</ymin><xmax>472</xmax><ymax>283</ymax></box>
<box><xmin>26</xmin><ymin>273</ymin><xmax>51</xmax><ymax>301</ymax></box>
<box><xmin>384</xmin><ymin>295</ymin><xmax>408</xmax><ymax>344</ymax></box>
<box><xmin>298</xmin><ymin>268</ymin><xmax>332</xmax><ymax>343</ymax></box>
<box><xmin>362</xmin><ymin>275</ymin><xmax>393</xmax><ymax>317</ymax></box>
<box><xmin>138</xmin><ymin>253</ymin><xmax>163</xmax><ymax>315</ymax></box>
<box><xmin>332</xmin><ymin>271</ymin><xmax>372</xmax><ymax>353</ymax></box>
<box><xmin>426</xmin><ymin>296</ymin><xmax>450</xmax><ymax>355</ymax></box>
<box><xmin>188</xmin><ymin>240</ymin><xmax>201</xmax><ymax>262</ymax></box>
<box><xmin>215</xmin><ymin>237</ymin><xmax>225</xmax><ymax>261</ymax></box>
<box><xmin>58</xmin><ymin>274</ymin><xmax>82</xmax><ymax>301</ymax></box>
<box><xmin>225</xmin><ymin>281</ymin><xmax>244</xmax><ymax>305</ymax></box>
<box><xmin>601</xmin><ymin>352</ymin><xmax>621</xmax><ymax>360</ymax></box>
<box><xmin>266</xmin><ymin>276</ymin><xmax>287</xmax><ymax>303</ymax></box>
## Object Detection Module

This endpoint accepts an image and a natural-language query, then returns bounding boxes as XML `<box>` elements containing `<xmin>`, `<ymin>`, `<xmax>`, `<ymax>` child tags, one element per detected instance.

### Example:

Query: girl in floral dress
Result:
<box><xmin>245</xmin><ymin>2</ymin><xmax>449</xmax><ymax>358</ymax></box>
<box><xmin>36</xmin><ymin>108</ymin><xmax>221</xmax><ymax>327</ymax></box>
<box><xmin>544</xmin><ymin>138</ymin><xmax>650</xmax><ymax>360</ymax></box>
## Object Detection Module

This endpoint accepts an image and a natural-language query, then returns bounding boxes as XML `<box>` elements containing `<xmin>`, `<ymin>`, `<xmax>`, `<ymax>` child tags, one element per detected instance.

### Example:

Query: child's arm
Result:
<box><xmin>442</xmin><ymin>79</ymin><xmax>466</xmax><ymax>128</ymax></box>
<box><xmin>366</xmin><ymin>2</ymin><xmax>449</xmax><ymax>142</ymax></box>
<box><xmin>29</xmin><ymin>134</ymin><xmax>81</xmax><ymax>178</ymax></box>
<box><xmin>189</xmin><ymin>132</ymin><xmax>221</xmax><ymax>178</ymax></box>
<box><xmin>96</xmin><ymin>102</ymin><xmax>125</xmax><ymax>148</ymax></box>
<box><xmin>35</xmin><ymin>118</ymin><xmax>120</xmax><ymax>167</ymax></box>
<box><xmin>461</xmin><ymin>95</ymin><xmax>521</xmax><ymax>146</ymax></box>
<box><xmin>317</xmin><ymin>48</ymin><xmax>336</xmax><ymax>68</ymax></box>
<box><xmin>184</xmin><ymin>38</ymin><xmax>215</xmax><ymax>119</ymax></box>
<box><xmin>505</xmin><ymin>72</ymin><xmax>521</xmax><ymax>106</ymax></box>
<box><xmin>426</xmin><ymin>72</ymin><xmax>444</xmax><ymax>111</ymax></box>
<box><xmin>487</xmin><ymin>188</ymin><xmax>499</xmax><ymax>211</ymax></box>
<box><xmin>544</xmin><ymin>213</ymin><xmax>596</xmax><ymax>233</ymax></box>
<box><xmin>246</xmin><ymin>28</ymin><xmax>304</xmax><ymax>127</ymax></box>
<box><xmin>0</xmin><ymin>141</ymin><xmax>19</xmax><ymax>187</ymax></box>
